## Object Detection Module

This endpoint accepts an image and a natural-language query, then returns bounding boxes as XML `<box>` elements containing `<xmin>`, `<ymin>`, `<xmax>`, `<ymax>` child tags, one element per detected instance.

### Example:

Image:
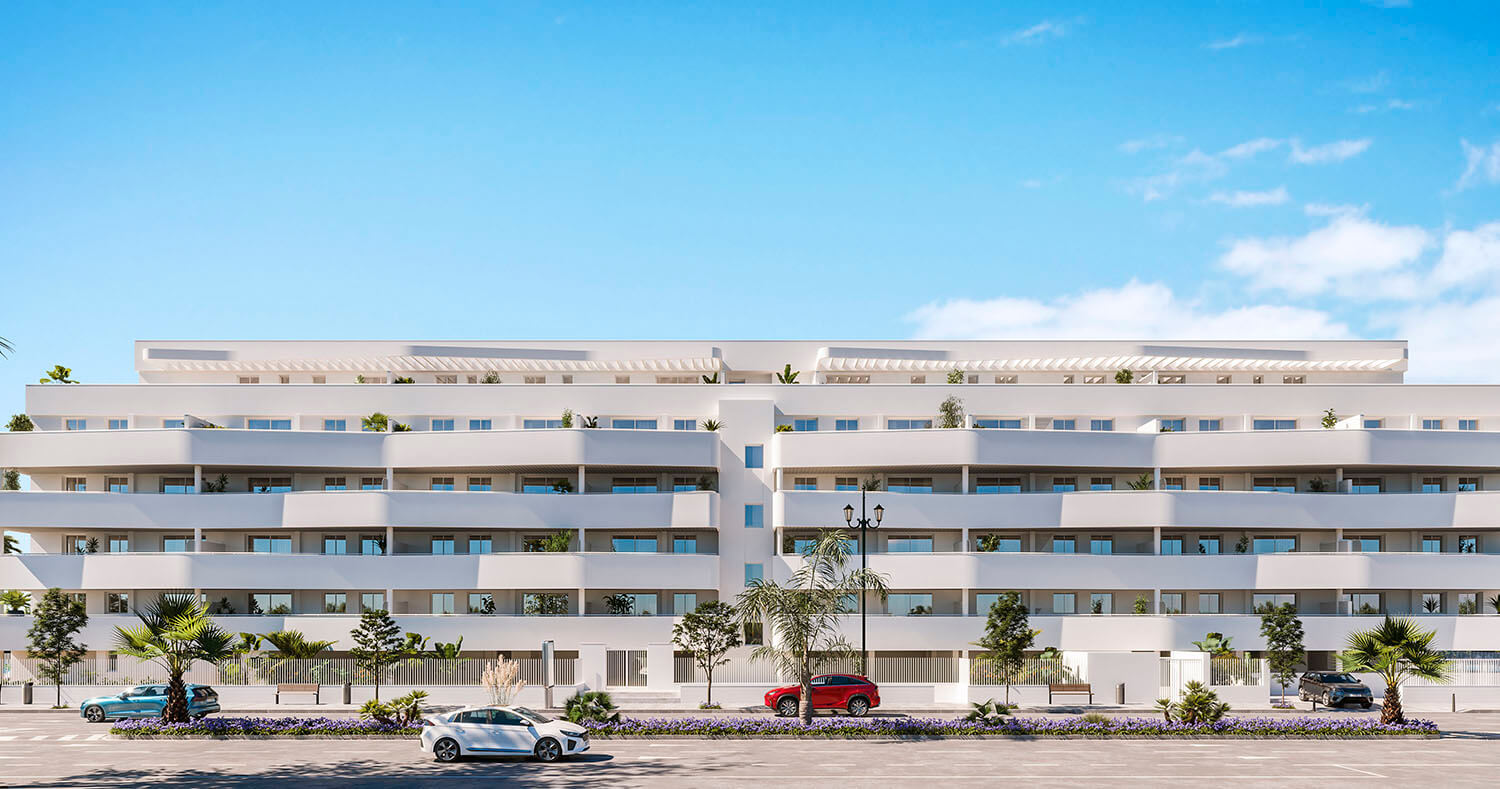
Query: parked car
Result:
<box><xmin>421</xmin><ymin>705</ymin><xmax>590</xmax><ymax>763</ymax></box>
<box><xmin>765</xmin><ymin>674</ymin><xmax>880</xmax><ymax>717</ymax></box>
<box><xmin>80</xmin><ymin>684</ymin><xmax>221</xmax><ymax>722</ymax></box>
<box><xmin>1297</xmin><ymin>672</ymin><xmax>1374</xmax><ymax>708</ymax></box>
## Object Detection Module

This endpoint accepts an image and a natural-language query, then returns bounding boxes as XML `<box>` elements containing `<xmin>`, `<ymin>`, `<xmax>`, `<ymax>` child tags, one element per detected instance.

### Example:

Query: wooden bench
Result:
<box><xmin>275</xmin><ymin>683</ymin><xmax>320</xmax><ymax>704</ymax></box>
<box><xmin>1048</xmin><ymin>683</ymin><xmax>1094</xmax><ymax>704</ymax></box>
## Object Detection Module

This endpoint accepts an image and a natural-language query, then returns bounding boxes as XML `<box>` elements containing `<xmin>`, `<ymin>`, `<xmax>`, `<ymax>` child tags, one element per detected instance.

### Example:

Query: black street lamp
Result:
<box><xmin>843</xmin><ymin>493</ymin><xmax>883</xmax><ymax>674</ymax></box>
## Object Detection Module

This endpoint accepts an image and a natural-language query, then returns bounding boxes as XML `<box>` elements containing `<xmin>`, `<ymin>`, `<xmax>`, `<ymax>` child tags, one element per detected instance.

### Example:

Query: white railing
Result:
<box><xmin>1210</xmin><ymin>656</ymin><xmax>1265</xmax><ymax>686</ymax></box>
<box><xmin>1408</xmin><ymin>659</ymin><xmax>1500</xmax><ymax>686</ymax></box>
<box><xmin>10</xmin><ymin>656</ymin><xmax>576</xmax><ymax>687</ymax></box>
<box><xmin>970</xmin><ymin>658</ymin><xmax>1081</xmax><ymax>686</ymax></box>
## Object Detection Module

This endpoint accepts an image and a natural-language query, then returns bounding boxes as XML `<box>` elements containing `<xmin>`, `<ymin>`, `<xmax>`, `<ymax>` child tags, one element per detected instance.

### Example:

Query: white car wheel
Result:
<box><xmin>433</xmin><ymin>737</ymin><xmax>462</xmax><ymax>763</ymax></box>
<box><xmin>534</xmin><ymin>737</ymin><xmax>563</xmax><ymax>762</ymax></box>
<box><xmin>85</xmin><ymin>706</ymin><xmax>106</xmax><ymax>723</ymax></box>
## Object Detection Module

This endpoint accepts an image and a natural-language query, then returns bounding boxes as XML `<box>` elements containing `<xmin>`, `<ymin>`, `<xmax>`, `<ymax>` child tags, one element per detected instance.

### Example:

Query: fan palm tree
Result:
<box><xmin>259</xmin><ymin>630</ymin><xmax>335</xmax><ymax>659</ymax></box>
<box><xmin>735</xmin><ymin>529</ymin><xmax>889</xmax><ymax>724</ymax></box>
<box><xmin>0</xmin><ymin>336</ymin><xmax>12</xmax><ymax>358</ymax></box>
<box><xmin>3</xmin><ymin>534</ymin><xmax>20</xmax><ymax>554</ymax></box>
<box><xmin>113</xmin><ymin>594</ymin><xmax>236</xmax><ymax>722</ymax></box>
<box><xmin>1339</xmin><ymin>617</ymin><xmax>1450</xmax><ymax>724</ymax></box>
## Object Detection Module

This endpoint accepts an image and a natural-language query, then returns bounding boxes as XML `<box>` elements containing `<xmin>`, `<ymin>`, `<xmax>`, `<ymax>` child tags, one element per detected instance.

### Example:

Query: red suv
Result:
<box><xmin>765</xmin><ymin>674</ymin><xmax>880</xmax><ymax>717</ymax></box>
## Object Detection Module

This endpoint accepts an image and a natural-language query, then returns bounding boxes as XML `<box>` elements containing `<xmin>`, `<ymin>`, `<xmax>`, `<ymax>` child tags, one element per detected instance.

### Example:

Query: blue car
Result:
<box><xmin>80</xmin><ymin>684</ymin><xmax>221</xmax><ymax>722</ymax></box>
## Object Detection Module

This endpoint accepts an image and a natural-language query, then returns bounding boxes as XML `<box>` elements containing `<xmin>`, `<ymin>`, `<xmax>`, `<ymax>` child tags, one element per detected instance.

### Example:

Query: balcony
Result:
<box><xmin>0</xmin><ymin>490</ymin><xmax>718</xmax><ymax>530</ymax></box>
<box><xmin>0</xmin><ymin>427</ymin><xmax>720</xmax><ymax>471</ymax></box>
<box><xmin>0</xmin><ymin>551</ymin><xmax>719</xmax><ymax>591</ymax></box>
<box><xmin>778</xmin><ymin>489</ymin><xmax>1500</xmax><ymax>531</ymax></box>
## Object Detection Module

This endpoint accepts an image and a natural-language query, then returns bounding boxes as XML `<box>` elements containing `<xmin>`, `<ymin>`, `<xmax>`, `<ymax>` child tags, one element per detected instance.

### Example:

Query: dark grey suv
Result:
<box><xmin>1297</xmin><ymin>672</ymin><xmax>1374</xmax><ymax>708</ymax></box>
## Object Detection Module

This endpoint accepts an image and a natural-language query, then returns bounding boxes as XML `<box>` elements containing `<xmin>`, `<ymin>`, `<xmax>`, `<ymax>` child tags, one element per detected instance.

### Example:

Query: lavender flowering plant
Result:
<box><xmin>582</xmin><ymin>715</ymin><xmax>1437</xmax><ymax>739</ymax></box>
<box><xmin>111</xmin><ymin>716</ymin><xmax>423</xmax><ymax>737</ymax></box>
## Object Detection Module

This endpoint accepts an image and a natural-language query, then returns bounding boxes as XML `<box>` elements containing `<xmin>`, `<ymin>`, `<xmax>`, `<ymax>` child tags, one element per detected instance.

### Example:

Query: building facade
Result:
<box><xmin>2</xmin><ymin>338</ymin><xmax>1498</xmax><ymax>673</ymax></box>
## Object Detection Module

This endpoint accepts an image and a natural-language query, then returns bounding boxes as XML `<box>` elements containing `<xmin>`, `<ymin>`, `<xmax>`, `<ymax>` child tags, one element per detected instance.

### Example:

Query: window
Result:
<box><xmin>1421</xmin><ymin>536</ymin><xmax>1443</xmax><ymax>553</ymax></box>
<box><xmin>605</xmin><ymin>593</ymin><xmax>657</xmax><ymax>616</ymax></box>
<box><xmin>1090</xmin><ymin>419</ymin><xmax>1114</xmax><ymax>432</ymax></box>
<box><xmin>64</xmin><ymin>535</ymin><xmax>88</xmax><ymax>554</ymax></box>
<box><xmin>995</xmin><ymin>375</ymin><xmax>1018</xmax><ymax>384</ymax></box>
<box><xmin>672</xmin><ymin>476</ymin><xmax>699</xmax><ymax>492</ymax></box>
<box><xmin>435</xmin><ymin>375</ymin><xmax>457</xmax><ymax>385</ymax></box>
<box><xmin>524</xmin><ymin>375</ymin><xmax>547</xmax><ymax>385</ymax></box>
<box><xmin>1159</xmin><ymin>374</ymin><xmax>1186</xmax><ymax>385</ymax></box>
<box><xmin>248</xmin><ymin>477</ymin><xmax>292</xmax><ymax>493</ymax></box>
<box><xmin>323</xmin><ymin>419</ymin><xmax>346</xmax><ymax>431</ymax></box>
<box><xmin>1198</xmin><ymin>537</ymin><xmax>1221</xmax><ymax>555</ymax></box>
<box><xmin>1460</xmin><ymin>419</ymin><xmax>1479</xmax><ymax>431</ymax></box>
<box><xmin>835</xmin><ymin>476</ymin><xmax>859</xmax><ymax>491</ymax></box>
<box><xmin>1422</xmin><ymin>477</ymin><xmax>1445</xmax><ymax>493</ymax></box>
<box><xmin>247</xmin><ymin>419</ymin><xmax>291</xmax><ymax>430</ymax></box>
<box><xmin>324</xmin><ymin>594</ymin><xmax>347</xmax><ymax>613</ymax></box>
<box><xmin>910</xmin><ymin>375</ymin><xmax>927</xmax><ymax>384</ymax></box>
<box><xmin>744</xmin><ymin>445</ymin><xmax>763</xmax><ymax>468</ymax></box>
<box><xmin>887</xmin><ymin>419</ymin><xmax>933</xmax><ymax>430</ymax></box>
<box><xmin>160</xmin><ymin>477</ymin><xmax>193</xmax><ymax>494</ymax></box>
<box><xmin>360</xmin><ymin>477</ymin><xmax>385</xmax><ymax>490</ymax></box>
<box><xmin>64</xmin><ymin>477</ymin><xmax>87</xmax><ymax>492</ymax></box>
<box><xmin>108</xmin><ymin>593</ymin><xmax>130</xmax><ymax>614</ymax></box>
<box><xmin>361</xmin><ymin>376</ymin><xmax>386</xmax><ymax>384</ymax></box>
<box><xmin>1345</xmin><ymin>593</ymin><xmax>1381</xmax><ymax>615</ymax></box>
<box><xmin>744</xmin><ymin>504</ymin><xmax>764</xmax><ymax>528</ymax></box>
<box><xmin>673</xmin><ymin>593</ymin><xmax>698</xmax><ymax>614</ymax></box>
<box><xmin>1459</xmin><ymin>535</ymin><xmax>1478</xmax><ymax>553</ymax></box>
<box><xmin>521</xmin><ymin>419</ymin><xmax>561</xmax><ymax>429</ymax></box>
<box><xmin>1052</xmin><ymin>477</ymin><xmax>1077</xmax><ymax>492</ymax></box>
<box><xmin>975</xmin><ymin>593</ymin><xmax>1003</xmax><ymax>613</ymax></box>
<box><xmin>1089</xmin><ymin>477</ymin><xmax>1113</xmax><ymax>491</ymax></box>
<box><xmin>361</xmin><ymin>592</ymin><xmax>386</xmax><ymax>612</ymax></box>
<box><xmin>1283</xmin><ymin>375</ymin><xmax>1305</xmax><ymax>384</ymax></box>
<box><xmin>889</xmin><ymin>593</ymin><xmax>933</xmax><ymax>616</ymax></box>
<box><xmin>611</xmin><ymin>476</ymin><xmax>658</xmax><ymax>494</ymax></box>
<box><xmin>975</xmin><ymin>536</ymin><xmax>1021</xmax><ymax>552</ymax></box>
<box><xmin>432</xmin><ymin>419</ymin><xmax>456</xmax><ymax>431</ymax></box>
<box><xmin>1349</xmin><ymin>477</ymin><xmax>1383</xmax><ymax>494</ymax></box>
<box><xmin>238</xmin><ymin>376</ymin><xmax>260</xmax><ymax>384</ymax></box>
<box><xmin>251</xmin><ymin>594</ymin><xmax>293</xmax><ymax>615</ymax></box>
<box><xmin>1254</xmin><ymin>593</ymin><xmax>1297</xmax><ymax>612</ymax></box>
<box><xmin>1090</xmin><ymin>593</ymin><xmax>1113</xmax><ymax>614</ymax></box>
<box><xmin>880</xmin><ymin>477</ymin><xmax>930</xmax><ymax>494</ymax></box>
<box><xmin>1420</xmin><ymin>592</ymin><xmax>1442</xmax><ymax>614</ymax></box>
<box><xmin>1198</xmin><ymin>477</ymin><xmax>1222</xmax><ymax>491</ymax></box>
<box><xmin>109</xmin><ymin>536</ymin><xmax>129</xmax><ymax>553</ymax></box>
<box><xmin>793</xmin><ymin>477</ymin><xmax>818</xmax><ymax>491</ymax></box>
<box><xmin>1198</xmin><ymin>593</ymin><xmax>1220</xmax><ymax>614</ymax></box>
<box><xmin>975</xmin><ymin>477</ymin><xmax>1021</xmax><ymax>494</ymax></box>
<box><xmin>162</xmin><ymin>535</ymin><xmax>193</xmax><ymax>552</ymax></box>
<box><xmin>312</xmin><ymin>376</ymin><xmax>326</xmax><ymax>384</ymax></box>
<box><xmin>835</xmin><ymin>419</ymin><xmax>859</xmax><ymax>431</ymax></box>
<box><xmin>1253</xmin><ymin>536</ymin><xmax>1296</xmax><ymax>554</ymax></box>
<box><xmin>1162</xmin><ymin>476</ymin><xmax>1185</xmax><ymax>491</ymax></box>
<box><xmin>1053</xmin><ymin>593</ymin><xmax>1076</xmax><ymax>614</ymax></box>
<box><xmin>673</xmin><ymin>536</ymin><xmax>698</xmax><ymax>554</ymax></box>
<box><xmin>323</xmin><ymin>536</ymin><xmax>347</xmax><ymax>555</ymax></box>
<box><xmin>673</xmin><ymin>419</ymin><xmax>697</xmax><ymax>431</ymax></box>
<box><xmin>793</xmin><ymin>418</ymin><xmax>819</xmax><ymax>432</ymax></box>
<box><xmin>1061</xmin><ymin>375</ymin><xmax>1074</xmax><ymax>384</ymax></box>
<box><xmin>744</xmin><ymin>563</ymin><xmax>764</xmax><ymax>585</ymax></box>
<box><xmin>430</xmin><ymin>536</ymin><xmax>455</xmax><ymax>555</ymax></box>
<box><xmin>1459</xmin><ymin>477</ymin><xmax>1480</xmax><ymax>492</ymax></box>
<box><xmin>1160</xmin><ymin>537</ymin><xmax>1184</xmax><ymax>555</ymax></box>
<box><xmin>163</xmin><ymin>419</ymin><xmax>185</xmax><ymax>428</ymax></box>
<box><xmin>468</xmin><ymin>477</ymin><xmax>492</xmax><ymax>492</ymax></box>
<box><xmin>1422</xmin><ymin>419</ymin><xmax>1443</xmax><ymax>430</ymax></box>
<box><xmin>1459</xmin><ymin>592</ymin><xmax>1479</xmax><ymax>614</ymax></box>
<box><xmin>974</xmin><ymin>418</ymin><xmax>1022</xmax><ymax>429</ymax></box>
<box><xmin>614</xmin><ymin>375</ymin><xmax>630</xmax><ymax>384</ymax></box>
<box><xmin>66</xmin><ymin>418</ymin><xmax>87</xmax><ymax>431</ymax></box>
<box><xmin>1351</xmin><ymin>536</ymin><xmax>1381</xmax><ymax>552</ymax></box>
<box><xmin>1216</xmin><ymin>375</ymin><xmax>1232</xmax><ymax>384</ymax></box>
<box><xmin>1156</xmin><ymin>593</ymin><xmax>1183</xmax><ymax>616</ymax></box>
<box><xmin>1052</xmin><ymin>536</ymin><xmax>1076</xmax><ymax>554</ymax></box>
<box><xmin>1253</xmin><ymin>477</ymin><xmax>1297</xmax><ymax>493</ymax></box>
<box><xmin>826</xmin><ymin>374</ymin><xmax>868</xmax><ymax>384</ymax></box>
<box><xmin>469</xmin><ymin>593</ymin><xmax>494</xmax><ymax>614</ymax></box>
<box><xmin>612</xmin><ymin>536</ymin><xmax>658</xmax><ymax>553</ymax></box>
<box><xmin>107</xmin><ymin>477</ymin><xmax>128</xmax><ymax>493</ymax></box>
<box><xmin>611</xmin><ymin>418</ymin><xmax>657</xmax><ymax>429</ymax></box>
<box><xmin>1089</xmin><ymin>536</ymin><xmax>1113</xmax><ymax>555</ymax></box>
<box><xmin>1160</xmin><ymin>418</ymin><xmax>1185</xmax><ymax>432</ymax></box>
<box><xmin>888</xmin><ymin>536</ymin><xmax>933</xmax><ymax>553</ymax></box>
<box><xmin>360</xmin><ymin>535</ymin><xmax>385</xmax><ymax>555</ymax></box>
<box><xmin>430</xmin><ymin>477</ymin><xmax>455</xmax><ymax>491</ymax></box>
<box><xmin>1052</xmin><ymin>419</ymin><xmax>1076</xmax><ymax>431</ymax></box>
<box><xmin>250</xmin><ymin>536</ymin><xmax>292</xmax><ymax>554</ymax></box>
<box><xmin>469</xmin><ymin>419</ymin><xmax>492</xmax><ymax>431</ymax></box>
<box><xmin>108</xmin><ymin>419</ymin><xmax>128</xmax><ymax>430</ymax></box>
<box><xmin>1253</xmin><ymin>419</ymin><xmax>1297</xmax><ymax>430</ymax></box>
<box><xmin>1083</xmin><ymin>375</ymin><xmax>1106</xmax><ymax>385</ymax></box>
<box><xmin>468</xmin><ymin>536</ymin><xmax>492</xmax><ymax>554</ymax></box>
<box><xmin>1364</xmin><ymin>419</ymin><xmax>1383</xmax><ymax>429</ymax></box>
<box><xmin>431</xmin><ymin>593</ymin><xmax>455</xmax><ymax>615</ymax></box>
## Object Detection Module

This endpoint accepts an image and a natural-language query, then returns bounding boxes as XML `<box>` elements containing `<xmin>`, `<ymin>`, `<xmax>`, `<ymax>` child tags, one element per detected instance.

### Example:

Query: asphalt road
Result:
<box><xmin>3</xmin><ymin>712</ymin><xmax>1500</xmax><ymax>788</ymax></box>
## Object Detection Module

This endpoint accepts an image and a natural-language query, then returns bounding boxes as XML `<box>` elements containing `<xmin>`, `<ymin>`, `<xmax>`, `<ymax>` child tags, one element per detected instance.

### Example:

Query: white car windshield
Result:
<box><xmin>512</xmin><ymin>706</ymin><xmax>552</xmax><ymax>723</ymax></box>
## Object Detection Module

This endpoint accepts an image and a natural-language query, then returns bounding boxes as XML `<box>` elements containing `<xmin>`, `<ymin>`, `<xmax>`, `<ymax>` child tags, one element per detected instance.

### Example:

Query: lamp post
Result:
<box><xmin>843</xmin><ymin>493</ymin><xmax>883</xmax><ymax>675</ymax></box>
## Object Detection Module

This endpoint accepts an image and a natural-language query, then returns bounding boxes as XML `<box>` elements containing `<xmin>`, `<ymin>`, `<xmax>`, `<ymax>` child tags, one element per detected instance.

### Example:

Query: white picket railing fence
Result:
<box><xmin>970</xmin><ymin>658</ymin><xmax>1081</xmax><ymax>686</ymax></box>
<box><xmin>10</xmin><ymin>656</ymin><xmax>576</xmax><ymax>687</ymax></box>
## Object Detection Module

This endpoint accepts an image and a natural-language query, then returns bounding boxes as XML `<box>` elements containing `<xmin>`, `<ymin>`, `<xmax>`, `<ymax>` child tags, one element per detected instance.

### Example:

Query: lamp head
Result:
<box><xmin>843</xmin><ymin>504</ymin><xmax>854</xmax><ymax>525</ymax></box>
<box><xmin>873</xmin><ymin>504</ymin><xmax>884</xmax><ymax>525</ymax></box>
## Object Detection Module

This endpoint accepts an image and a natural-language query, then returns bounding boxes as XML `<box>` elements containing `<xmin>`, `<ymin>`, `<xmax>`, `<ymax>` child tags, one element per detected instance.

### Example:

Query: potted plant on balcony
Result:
<box><xmin>701</xmin><ymin>419</ymin><xmax>722</xmax><ymax>432</ymax></box>
<box><xmin>937</xmin><ymin>396</ymin><xmax>965</xmax><ymax>428</ymax></box>
<box><xmin>1322</xmin><ymin>408</ymin><xmax>1338</xmax><ymax>429</ymax></box>
<box><xmin>561</xmin><ymin>409</ymin><xmax>574</xmax><ymax>428</ymax></box>
<box><xmin>1114</xmin><ymin>368</ymin><xmax>1133</xmax><ymax>384</ymax></box>
<box><xmin>1128</xmin><ymin>473</ymin><xmax>1153</xmax><ymax>491</ymax></box>
<box><xmin>1</xmin><ymin>590</ymin><xmax>31</xmax><ymax>615</ymax></box>
<box><xmin>774</xmin><ymin>424</ymin><xmax>793</xmax><ymax>433</ymax></box>
<box><xmin>775</xmin><ymin>364</ymin><xmax>800</xmax><ymax>384</ymax></box>
<box><xmin>695</xmin><ymin>476</ymin><xmax>717</xmax><ymax>492</ymax></box>
<box><xmin>38</xmin><ymin>365</ymin><xmax>78</xmax><ymax>384</ymax></box>
<box><xmin>947</xmin><ymin>369</ymin><xmax>965</xmax><ymax>384</ymax></box>
<box><xmin>701</xmin><ymin>372</ymin><xmax>719</xmax><ymax>384</ymax></box>
<box><xmin>6</xmin><ymin>414</ymin><xmax>32</xmax><ymax>432</ymax></box>
<box><xmin>604</xmin><ymin>594</ymin><xmax>635</xmax><ymax>616</ymax></box>
<box><xmin>1133</xmin><ymin>594</ymin><xmax>1150</xmax><ymax>614</ymax></box>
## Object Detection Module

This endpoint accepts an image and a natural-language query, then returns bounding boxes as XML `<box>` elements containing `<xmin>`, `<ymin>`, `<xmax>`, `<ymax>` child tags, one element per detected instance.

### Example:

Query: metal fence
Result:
<box><xmin>607</xmin><ymin>650</ymin><xmax>648</xmax><ymax>687</ymax></box>
<box><xmin>673</xmin><ymin>656</ymin><xmax>782</xmax><ymax>684</ymax></box>
<box><xmin>970</xmin><ymin>658</ymin><xmax>1080</xmax><ymax>686</ymax></box>
<box><xmin>672</xmin><ymin>655</ymin><xmax>961</xmax><ymax>685</ymax></box>
<box><xmin>1409</xmin><ymin>659</ymin><xmax>1500</xmax><ymax>686</ymax></box>
<box><xmin>11</xmin><ymin>656</ymin><xmax>576</xmax><ymax>687</ymax></box>
<box><xmin>1210</xmin><ymin>656</ymin><xmax>1265</xmax><ymax>687</ymax></box>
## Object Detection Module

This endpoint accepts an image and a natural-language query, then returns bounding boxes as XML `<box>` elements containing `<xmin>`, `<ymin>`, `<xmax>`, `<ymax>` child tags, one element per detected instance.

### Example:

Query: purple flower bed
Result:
<box><xmin>584</xmin><ymin>715</ymin><xmax>1438</xmax><ymax>738</ymax></box>
<box><xmin>111</xmin><ymin>717</ymin><xmax>423</xmax><ymax>737</ymax></box>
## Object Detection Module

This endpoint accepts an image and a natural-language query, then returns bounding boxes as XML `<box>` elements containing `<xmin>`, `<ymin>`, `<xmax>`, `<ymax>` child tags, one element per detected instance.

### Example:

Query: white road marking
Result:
<box><xmin>87</xmin><ymin>733</ymin><xmax>108</xmax><ymax>740</ymax></box>
<box><xmin>1333</xmin><ymin>764</ymin><xmax>1387</xmax><ymax>778</ymax></box>
<box><xmin>56</xmin><ymin>734</ymin><xmax>76</xmax><ymax>741</ymax></box>
<box><xmin>29</xmin><ymin>735</ymin><xmax>46</xmax><ymax>740</ymax></box>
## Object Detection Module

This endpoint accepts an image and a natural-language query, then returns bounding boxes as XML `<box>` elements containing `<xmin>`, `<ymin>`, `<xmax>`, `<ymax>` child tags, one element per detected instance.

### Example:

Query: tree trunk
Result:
<box><xmin>706</xmin><ymin>669</ymin><xmax>713</xmax><ymax>707</ymax></box>
<box><xmin>800</xmin><ymin>679</ymin><xmax>813</xmax><ymax>724</ymax></box>
<box><xmin>56</xmin><ymin>681</ymin><xmax>62</xmax><ymax>708</ymax></box>
<box><xmin>1004</xmin><ymin>682</ymin><xmax>1011</xmax><ymax>707</ymax></box>
<box><xmin>1381</xmin><ymin>682</ymin><xmax>1403</xmax><ymax>725</ymax></box>
<box><xmin>163</xmin><ymin>674</ymin><xmax>190</xmax><ymax>723</ymax></box>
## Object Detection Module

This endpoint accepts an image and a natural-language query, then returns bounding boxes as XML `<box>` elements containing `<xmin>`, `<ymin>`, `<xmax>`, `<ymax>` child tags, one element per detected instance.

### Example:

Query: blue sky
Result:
<box><xmin>2</xmin><ymin>0</ymin><xmax>1499</xmax><ymax>417</ymax></box>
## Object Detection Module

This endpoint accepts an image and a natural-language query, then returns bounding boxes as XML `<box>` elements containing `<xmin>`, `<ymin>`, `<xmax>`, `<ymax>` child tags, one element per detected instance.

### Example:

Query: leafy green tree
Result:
<box><xmin>937</xmin><ymin>396</ymin><xmax>965</xmax><ymax>428</ymax></box>
<box><xmin>735</xmin><ymin>529</ymin><xmax>889</xmax><ymax>723</ymax></box>
<box><xmin>1260</xmin><ymin>603</ymin><xmax>1305</xmax><ymax>705</ymax></box>
<box><xmin>39</xmin><ymin>365</ymin><xmax>77</xmax><ymax>384</ymax></box>
<box><xmin>1339</xmin><ymin>617</ymin><xmax>1450</xmax><ymax>724</ymax></box>
<box><xmin>1114</xmin><ymin>368</ymin><xmax>1133</xmax><ymax>384</ymax></box>
<box><xmin>971</xmin><ymin>592</ymin><xmax>1038</xmax><ymax>706</ymax></box>
<box><xmin>349</xmin><ymin>609</ymin><xmax>404</xmax><ymax>701</ymax></box>
<box><xmin>672</xmin><ymin>601</ymin><xmax>742</xmax><ymax>707</ymax></box>
<box><xmin>6</xmin><ymin>414</ymin><xmax>33</xmax><ymax>432</ymax></box>
<box><xmin>113</xmin><ymin>594</ymin><xmax>236</xmax><ymax>722</ymax></box>
<box><xmin>27</xmin><ymin>588</ymin><xmax>88</xmax><ymax>707</ymax></box>
<box><xmin>1321</xmin><ymin>408</ymin><xmax>1338</xmax><ymax>429</ymax></box>
<box><xmin>946</xmin><ymin>369</ymin><xmax>966</xmax><ymax>384</ymax></box>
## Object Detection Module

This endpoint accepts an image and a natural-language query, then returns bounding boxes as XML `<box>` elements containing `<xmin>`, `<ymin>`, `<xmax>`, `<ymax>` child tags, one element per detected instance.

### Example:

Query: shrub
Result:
<box><xmin>359</xmin><ymin>690</ymin><xmax>428</xmax><ymax>726</ymax></box>
<box><xmin>113</xmin><ymin>716</ymin><xmax>422</xmax><ymax>737</ymax></box>
<box><xmin>1158</xmin><ymin>682</ymin><xmax>1230</xmax><ymax>724</ymax></box>
<box><xmin>965</xmin><ymin>699</ymin><xmax>1011</xmax><ymax>723</ymax></box>
<box><xmin>580</xmin><ymin>715</ymin><xmax>1436</xmax><ymax>738</ymax></box>
<box><xmin>564</xmin><ymin>690</ymin><xmax>621</xmax><ymax>723</ymax></box>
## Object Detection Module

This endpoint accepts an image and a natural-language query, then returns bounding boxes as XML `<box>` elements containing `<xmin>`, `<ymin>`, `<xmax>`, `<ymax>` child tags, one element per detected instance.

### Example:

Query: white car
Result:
<box><xmin>420</xmin><ymin>705</ymin><xmax>590</xmax><ymax>763</ymax></box>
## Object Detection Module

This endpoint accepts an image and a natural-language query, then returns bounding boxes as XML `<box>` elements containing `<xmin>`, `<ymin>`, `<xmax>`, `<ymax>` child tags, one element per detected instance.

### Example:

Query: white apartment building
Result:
<box><xmin>3</xmin><ymin>338</ymin><xmax>1499</xmax><ymax>678</ymax></box>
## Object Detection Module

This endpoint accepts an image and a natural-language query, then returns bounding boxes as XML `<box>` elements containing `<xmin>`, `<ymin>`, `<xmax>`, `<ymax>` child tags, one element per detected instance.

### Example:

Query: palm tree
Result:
<box><xmin>3</xmin><ymin>534</ymin><xmax>20</xmax><ymax>554</ymax></box>
<box><xmin>1339</xmin><ymin>617</ymin><xmax>1450</xmax><ymax>725</ymax></box>
<box><xmin>113</xmin><ymin>594</ymin><xmax>236</xmax><ymax>722</ymax></box>
<box><xmin>0</xmin><ymin>336</ymin><xmax>12</xmax><ymax>358</ymax></box>
<box><xmin>259</xmin><ymin>630</ymin><xmax>335</xmax><ymax>659</ymax></box>
<box><xmin>735</xmin><ymin>529</ymin><xmax>889</xmax><ymax>723</ymax></box>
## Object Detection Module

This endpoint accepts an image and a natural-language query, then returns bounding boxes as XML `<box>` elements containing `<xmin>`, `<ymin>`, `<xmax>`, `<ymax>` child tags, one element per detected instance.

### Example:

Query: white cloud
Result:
<box><xmin>1343</xmin><ymin>71</ymin><xmax>1390</xmax><ymax>94</ymax></box>
<box><xmin>1456</xmin><ymin>139</ymin><xmax>1500</xmax><ymax>190</ymax></box>
<box><xmin>1379</xmin><ymin>297</ymin><xmax>1500</xmax><ymax>382</ymax></box>
<box><xmin>1289</xmin><ymin>138</ymin><xmax>1372</xmax><ymax>164</ymax></box>
<box><xmin>1355</xmin><ymin>98</ymin><xmax>1418</xmax><ymax>113</ymax></box>
<box><xmin>1219</xmin><ymin>137</ymin><xmax>1283</xmax><ymax>159</ymax></box>
<box><xmin>1208</xmin><ymin>186</ymin><xmax>1290</xmax><ymax>207</ymax></box>
<box><xmin>1003</xmin><ymin>19</ymin><xmax>1075</xmax><ymax>45</ymax></box>
<box><xmin>1118</xmin><ymin>134</ymin><xmax>1182</xmax><ymax>154</ymax></box>
<box><xmin>904</xmin><ymin>281</ymin><xmax>1350</xmax><ymax>340</ymax></box>
<box><xmin>1431</xmin><ymin>222</ymin><xmax>1500</xmax><ymax>288</ymax></box>
<box><xmin>1128</xmin><ymin>148</ymin><xmax>1230</xmax><ymax>202</ymax></box>
<box><xmin>1303</xmin><ymin>202</ymin><xmax>1368</xmax><ymax>217</ymax></box>
<box><xmin>1205</xmin><ymin>33</ymin><xmax>1260</xmax><ymax>50</ymax></box>
<box><xmin>1362</xmin><ymin>0</ymin><xmax>1412</xmax><ymax>8</ymax></box>
<box><xmin>1218</xmin><ymin>215</ymin><xmax>1431</xmax><ymax>296</ymax></box>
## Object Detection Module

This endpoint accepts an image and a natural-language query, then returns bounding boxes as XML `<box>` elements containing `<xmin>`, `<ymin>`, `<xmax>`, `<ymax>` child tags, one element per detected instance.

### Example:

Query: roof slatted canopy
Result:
<box><xmin>818</xmin><ymin>355</ymin><xmax>1403</xmax><ymax>373</ymax></box>
<box><xmin>158</xmin><ymin>356</ymin><xmax>723</xmax><ymax>373</ymax></box>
